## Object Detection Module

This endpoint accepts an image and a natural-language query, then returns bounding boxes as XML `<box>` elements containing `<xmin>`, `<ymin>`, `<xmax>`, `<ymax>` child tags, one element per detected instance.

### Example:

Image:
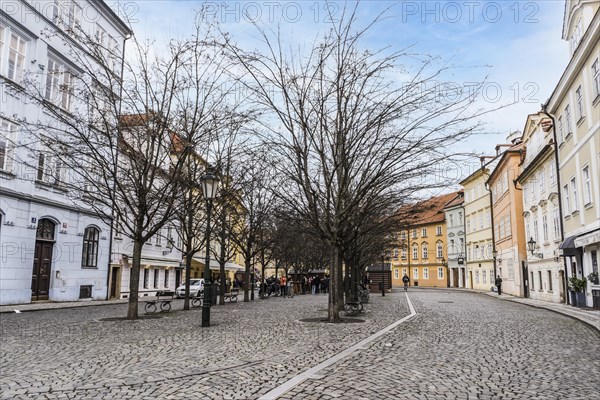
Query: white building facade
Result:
<box><xmin>0</xmin><ymin>1</ymin><xmax>130</xmax><ymax>304</ymax></box>
<box><xmin>444</xmin><ymin>192</ymin><xmax>466</xmax><ymax>288</ymax></box>
<box><xmin>547</xmin><ymin>0</ymin><xmax>600</xmax><ymax>308</ymax></box>
<box><xmin>517</xmin><ymin>113</ymin><xmax>566</xmax><ymax>304</ymax></box>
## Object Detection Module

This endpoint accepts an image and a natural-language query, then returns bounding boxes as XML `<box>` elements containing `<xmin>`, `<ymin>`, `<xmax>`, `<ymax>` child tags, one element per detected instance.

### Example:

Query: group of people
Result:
<box><xmin>300</xmin><ymin>275</ymin><xmax>329</xmax><ymax>295</ymax></box>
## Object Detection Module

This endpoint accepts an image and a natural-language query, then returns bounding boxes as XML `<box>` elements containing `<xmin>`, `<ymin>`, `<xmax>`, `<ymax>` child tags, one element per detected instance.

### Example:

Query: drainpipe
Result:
<box><xmin>105</xmin><ymin>33</ymin><xmax>132</xmax><ymax>300</ymax></box>
<box><xmin>539</xmin><ymin>105</ymin><xmax>569</xmax><ymax>305</ymax></box>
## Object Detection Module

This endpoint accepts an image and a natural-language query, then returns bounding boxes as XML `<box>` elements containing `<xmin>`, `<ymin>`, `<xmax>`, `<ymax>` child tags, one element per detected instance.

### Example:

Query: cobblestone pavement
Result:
<box><xmin>1</xmin><ymin>289</ymin><xmax>598</xmax><ymax>399</ymax></box>
<box><xmin>280</xmin><ymin>290</ymin><xmax>600</xmax><ymax>400</ymax></box>
<box><xmin>0</xmin><ymin>293</ymin><xmax>407</xmax><ymax>399</ymax></box>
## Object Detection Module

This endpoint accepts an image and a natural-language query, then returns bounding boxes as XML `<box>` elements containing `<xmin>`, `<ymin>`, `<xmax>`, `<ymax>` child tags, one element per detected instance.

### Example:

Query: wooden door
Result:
<box><xmin>31</xmin><ymin>241</ymin><xmax>53</xmax><ymax>300</ymax></box>
<box><xmin>110</xmin><ymin>267</ymin><xmax>120</xmax><ymax>299</ymax></box>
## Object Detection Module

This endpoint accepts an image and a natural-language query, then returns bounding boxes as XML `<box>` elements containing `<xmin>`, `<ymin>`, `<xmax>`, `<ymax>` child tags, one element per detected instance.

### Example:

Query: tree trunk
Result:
<box><xmin>244</xmin><ymin>256</ymin><xmax>251</xmax><ymax>302</ymax></box>
<box><xmin>183</xmin><ymin>251</ymin><xmax>193</xmax><ymax>310</ymax></box>
<box><xmin>328</xmin><ymin>246</ymin><xmax>340</xmax><ymax>322</ymax></box>
<box><xmin>127</xmin><ymin>239</ymin><xmax>143</xmax><ymax>319</ymax></box>
<box><xmin>219</xmin><ymin>260</ymin><xmax>226</xmax><ymax>305</ymax></box>
<box><xmin>337</xmin><ymin>252</ymin><xmax>344</xmax><ymax>307</ymax></box>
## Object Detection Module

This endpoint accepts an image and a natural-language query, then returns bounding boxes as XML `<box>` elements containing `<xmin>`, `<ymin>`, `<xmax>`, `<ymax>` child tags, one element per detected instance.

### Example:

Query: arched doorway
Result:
<box><xmin>31</xmin><ymin>219</ymin><xmax>56</xmax><ymax>301</ymax></box>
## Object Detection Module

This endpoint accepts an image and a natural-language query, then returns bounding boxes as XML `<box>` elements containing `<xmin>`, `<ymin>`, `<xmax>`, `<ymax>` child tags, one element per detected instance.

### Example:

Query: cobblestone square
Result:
<box><xmin>1</xmin><ymin>290</ymin><xmax>598</xmax><ymax>399</ymax></box>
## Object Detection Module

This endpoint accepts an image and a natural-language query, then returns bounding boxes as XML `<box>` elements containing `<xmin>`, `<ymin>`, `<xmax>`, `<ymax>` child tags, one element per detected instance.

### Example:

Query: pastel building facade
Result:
<box><xmin>517</xmin><ymin>113</ymin><xmax>566</xmax><ymax>303</ymax></box>
<box><xmin>548</xmin><ymin>0</ymin><xmax>600</xmax><ymax>308</ymax></box>
<box><xmin>461</xmin><ymin>168</ymin><xmax>495</xmax><ymax>292</ymax></box>
<box><xmin>0</xmin><ymin>0</ymin><xmax>129</xmax><ymax>304</ymax></box>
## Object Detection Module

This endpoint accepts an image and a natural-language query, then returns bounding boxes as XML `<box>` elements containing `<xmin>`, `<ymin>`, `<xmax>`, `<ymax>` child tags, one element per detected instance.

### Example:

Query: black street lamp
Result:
<box><xmin>201</xmin><ymin>169</ymin><xmax>220</xmax><ymax>328</ymax></box>
<box><xmin>527</xmin><ymin>237</ymin><xmax>543</xmax><ymax>259</ymax></box>
<box><xmin>381</xmin><ymin>251</ymin><xmax>388</xmax><ymax>297</ymax></box>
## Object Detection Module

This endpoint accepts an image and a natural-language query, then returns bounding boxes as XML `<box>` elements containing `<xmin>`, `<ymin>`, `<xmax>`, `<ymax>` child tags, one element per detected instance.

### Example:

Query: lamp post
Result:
<box><xmin>492</xmin><ymin>249</ymin><xmax>498</xmax><ymax>281</ymax></box>
<box><xmin>201</xmin><ymin>169</ymin><xmax>220</xmax><ymax>328</ymax></box>
<box><xmin>381</xmin><ymin>251</ymin><xmax>388</xmax><ymax>297</ymax></box>
<box><xmin>527</xmin><ymin>237</ymin><xmax>543</xmax><ymax>259</ymax></box>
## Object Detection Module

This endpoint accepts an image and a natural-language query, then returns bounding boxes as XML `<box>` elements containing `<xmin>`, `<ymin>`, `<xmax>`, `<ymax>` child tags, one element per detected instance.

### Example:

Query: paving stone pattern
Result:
<box><xmin>280</xmin><ymin>290</ymin><xmax>600</xmax><ymax>400</ymax></box>
<box><xmin>0</xmin><ymin>292</ymin><xmax>407</xmax><ymax>399</ymax></box>
<box><xmin>1</xmin><ymin>290</ymin><xmax>598</xmax><ymax>399</ymax></box>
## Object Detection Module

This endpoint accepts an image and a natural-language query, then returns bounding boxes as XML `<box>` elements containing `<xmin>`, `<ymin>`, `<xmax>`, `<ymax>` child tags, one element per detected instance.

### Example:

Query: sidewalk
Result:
<box><xmin>0</xmin><ymin>298</ymin><xmax>129</xmax><ymax>314</ymax></box>
<box><xmin>482</xmin><ymin>291</ymin><xmax>600</xmax><ymax>332</ymax></box>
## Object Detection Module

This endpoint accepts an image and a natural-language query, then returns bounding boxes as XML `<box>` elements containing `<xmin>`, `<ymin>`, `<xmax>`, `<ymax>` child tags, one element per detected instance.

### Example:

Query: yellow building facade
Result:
<box><xmin>460</xmin><ymin>168</ymin><xmax>495</xmax><ymax>292</ymax></box>
<box><xmin>391</xmin><ymin>193</ymin><xmax>455</xmax><ymax>288</ymax></box>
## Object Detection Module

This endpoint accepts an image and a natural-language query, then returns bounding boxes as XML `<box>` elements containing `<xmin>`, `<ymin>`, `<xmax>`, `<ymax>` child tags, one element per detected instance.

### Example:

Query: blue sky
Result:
<box><xmin>117</xmin><ymin>0</ymin><xmax>570</xmax><ymax>160</ymax></box>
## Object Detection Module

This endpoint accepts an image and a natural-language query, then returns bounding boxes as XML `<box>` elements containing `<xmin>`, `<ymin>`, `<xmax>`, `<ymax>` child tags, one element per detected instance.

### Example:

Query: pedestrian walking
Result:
<box><xmin>402</xmin><ymin>273</ymin><xmax>410</xmax><ymax>291</ymax></box>
<box><xmin>280</xmin><ymin>275</ymin><xmax>286</xmax><ymax>296</ymax></box>
<box><xmin>495</xmin><ymin>275</ymin><xmax>503</xmax><ymax>295</ymax></box>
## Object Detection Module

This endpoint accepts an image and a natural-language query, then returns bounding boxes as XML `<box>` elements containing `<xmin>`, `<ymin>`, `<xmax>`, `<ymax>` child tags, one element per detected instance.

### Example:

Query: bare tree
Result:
<box><xmin>17</xmin><ymin>19</ymin><xmax>231</xmax><ymax>319</ymax></box>
<box><xmin>222</xmin><ymin>4</ymin><xmax>488</xmax><ymax>321</ymax></box>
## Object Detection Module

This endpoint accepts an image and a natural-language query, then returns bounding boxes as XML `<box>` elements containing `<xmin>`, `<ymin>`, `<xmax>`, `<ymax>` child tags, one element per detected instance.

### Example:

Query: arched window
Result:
<box><xmin>422</xmin><ymin>243</ymin><xmax>428</xmax><ymax>259</ymax></box>
<box><xmin>437</xmin><ymin>242</ymin><xmax>443</xmax><ymax>259</ymax></box>
<box><xmin>36</xmin><ymin>219</ymin><xmax>56</xmax><ymax>240</ymax></box>
<box><xmin>82</xmin><ymin>226</ymin><xmax>100</xmax><ymax>268</ymax></box>
<box><xmin>412</xmin><ymin>244</ymin><xmax>418</xmax><ymax>260</ymax></box>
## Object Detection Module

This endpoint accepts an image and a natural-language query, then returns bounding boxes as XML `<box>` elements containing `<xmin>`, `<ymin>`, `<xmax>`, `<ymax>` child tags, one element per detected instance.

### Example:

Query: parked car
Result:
<box><xmin>176</xmin><ymin>279</ymin><xmax>204</xmax><ymax>298</ymax></box>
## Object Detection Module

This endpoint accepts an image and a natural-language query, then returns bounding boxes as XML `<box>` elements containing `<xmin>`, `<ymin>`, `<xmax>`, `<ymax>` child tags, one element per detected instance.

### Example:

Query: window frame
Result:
<box><xmin>582</xmin><ymin>166</ymin><xmax>592</xmax><ymax>206</ymax></box>
<box><xmin>81</xmin><ymin>226</ymin><xmax>100</xmax><ymax>268</ymax></box>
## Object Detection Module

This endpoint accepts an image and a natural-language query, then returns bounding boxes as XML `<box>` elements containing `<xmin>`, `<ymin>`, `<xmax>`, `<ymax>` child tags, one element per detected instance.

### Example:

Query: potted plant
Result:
<box><xmin>568</xmin><ymin>276</ymin><xmax>587</xmax><ymax>307</ymax></box>
<box><xmin>587</xmin><ymin>271</ymin><xmax>599</xmax><ymax>285</ymax></box>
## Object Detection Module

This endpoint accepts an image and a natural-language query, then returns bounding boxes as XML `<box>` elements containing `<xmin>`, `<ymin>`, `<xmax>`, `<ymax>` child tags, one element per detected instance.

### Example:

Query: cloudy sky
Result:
<box><xmin>115</xmin><ymin>0</ymin><xmax>570</xmax><ymax>161</ymax></box>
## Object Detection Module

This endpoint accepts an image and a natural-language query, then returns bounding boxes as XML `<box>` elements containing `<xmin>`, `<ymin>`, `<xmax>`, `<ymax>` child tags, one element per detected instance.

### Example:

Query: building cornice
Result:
<box><xmin>548</xmin><ymin>7</ymin><xmax>600</xmax><ymax>112</ymax></box>
<box><xmin>516</xmin><ymin>144</ymin><xmax>554</xmax><ymax>183</ymax></box>
<box><xmin>0</xmin><ymin>186</ymin><xmax>110</xmax><ymax>219</ymax></box>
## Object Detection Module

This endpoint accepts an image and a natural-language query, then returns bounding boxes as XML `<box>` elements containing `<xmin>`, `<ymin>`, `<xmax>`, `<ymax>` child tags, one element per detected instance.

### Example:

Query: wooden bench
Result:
<box><xmin>144</xmin><ymin>291</ymin><xmax>175</xmax><ymax>314</ymax></box>
<box><xmin>224</xmin><ymin>289</ymin><xmax>239</xmax><ymax>303</ymax></box>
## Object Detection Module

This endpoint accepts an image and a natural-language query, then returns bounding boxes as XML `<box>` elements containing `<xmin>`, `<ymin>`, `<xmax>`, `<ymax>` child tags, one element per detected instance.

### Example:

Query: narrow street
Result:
<box><xmin>1</xmin><ymin>290</ymin><xmax>598</xmax><ymax>399</ymax></box>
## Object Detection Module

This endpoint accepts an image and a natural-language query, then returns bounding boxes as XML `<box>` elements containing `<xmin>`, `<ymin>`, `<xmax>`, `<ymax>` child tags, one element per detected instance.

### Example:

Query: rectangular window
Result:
<box><xmin>45</xmin><ymin>57</ymin><xmax>74</xmax><ymax>111</ymax></box>
<box><xmin>164</xmin><ymin>269</ymin><xmax>169</xmax><ymax>288</ymax></box>
<box><xmin>412</xmin><ymin>229</ymin><xmax>417</xmax><ymax>239</ymax></box>
<box><xmin>436</xmin><ymin>226</ymin><xmax>442</xmax><ymax>236</ymax></box>
<box><xmin>401</xmin><ymin>247</ymin><xmax>407</xmax><ymax>259</ymax></box>
<box><xmin>475</xmin><ymin>270</ymin><xmax>480</xmax><ymax>284</ymax></box>
<box><xmin>0</xmin><ymin>120</ymin><xmax>17</xmax><ymax>172</ymax></box>
<box><xmin>542</xmin><ymin>214</ymin><xmax>548</xmax><ymax>242</ymax></box>
<box><xmin>153</xmin><ymin>269</ymin><xmax>159</xmax><ymax>289</ymax></box>
<box><xmin>400</xmin><ymin>231</ymin><xmax>406</xmax><ymax>240</ymax></box>
<box><xmin>423</xmin><ymin>268</ymin><xmax>429</xmax><ymax>279</ymax></box>
<box><xmin>449</xmin><ymin>214</ymin><xmax>454</xmax><ymax>227</ymax></box>
<box><xmin>37</xmin><ymin>150</ymin><xmax>66</xmax><ymax>184</ymax></box>
<box><xmin>166</xmin><ymin>226</ymin><xmax>173</xmax><ymax>248</ymax></box>
<box><xmin>413</xmin><ymin>268</ymin><xmax>418</xmax><ymax>280</ymax></box>
<box><xmin>479</xmin><ymin>213</ymin><xmax>483</xmax><ymax>229</ymax></box>
<box><xmin>155</xmin><ymin>232</ymin><xmax>162</xmax><ymax>246</ymax></box>
<box><xmin>394</xmin><ymin>269</ymin><xmax>399</xmax><ymax>280</ymax></box>
<box><xmin>550</xmin><ymin>162</ymin><xmax>556</xmax><ymax>184</ymax></box>
<box><xmin>482</xmin><ymin>270</ymin><xmax>487</xmax><ymax>284</ymax></box>
<box><xmin>570</xmin><ymin>177</ymin><xmax>578</xmax><ymax>212</ymax></box>
<box><xmin>563</xmin><ymin>184</ymin><xmax>570</xmax><ymax>214</ymax></box>
<box><xmin>538</xmin><ymin>271</ymin><xmax>543</xmax><ymax>291</ymax></box>
<box><xmin>437</xmin><ymin>244</ymin><xmax>443</xmax><ymax>259</ymax></box>
<box><xmin>548</xmin><ymin>271</ymin><xmax>553</xmax><ymax>292</ymax></box>
<box><xmin>533</xmin><ymin>219</ymin><xmax>539</xmax><ymax>242</ymax></box>
<box><xmin>539</xmin><ymin>171</ymin><xmax>545</xmax><ymax>193</ymax></box>
<box><xmin>438</xmin><ymin>267</ymin><xmax>444</xmax><ymax>279</ymax></box>
<box><xmin>486</xmin><ymin>211</ymin><xmax>491</xmax><ymax>228</ymax></box>
<box><xmin>466</xmin><ymin>217</ymin><xmax>471</xmax><ymax>233</ymax></box>
<box><xmin>143</xmin><ymin>269</ymin><xmax>149</xmax><ymax>288</ymax></box>
<box><xmin>565</xmin><ymin>105</ymin><xmax>572</xmax><ymax>135</ymax></box>
<box><xmin>8</xmin><ymin>31</ymin><xmax>28</xmax><ymax>82</ymax></box>
<box><xmin>557</xmin><ymin>116</ymin><xmax>564</xmax><ymax>143</ymax></box>
<box><xmin>530</xmin><ymin>271</ymin><xmax>534</xmax><ymax>290</ymax></box>
<box><xmin>593</xmin><ymin>59</ymin><xmax>600</xmax><ymax>98</ymax></box>
<box><xmin>422</xmin><ymin>228</ymin><xmax>427</xmax><ymax>237</ymax></box>
<box><xmin>575</xmin><ymin>86</ymin><xmax>584</xmax><ymax>121</ymax></box>
<box><xmin>459</xmin><ymin>238</ymin><xmax>464</xmax><ymax>253</ymax></box>
<box><xmin>582</xmin><ymin>166</ymin><xmax>592</xmax><ymax>205</ymax></box>
<box><xmin>552</xmin><ymin>208</ymin><xmax>560</xmax><ymax>239</ymax></box>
